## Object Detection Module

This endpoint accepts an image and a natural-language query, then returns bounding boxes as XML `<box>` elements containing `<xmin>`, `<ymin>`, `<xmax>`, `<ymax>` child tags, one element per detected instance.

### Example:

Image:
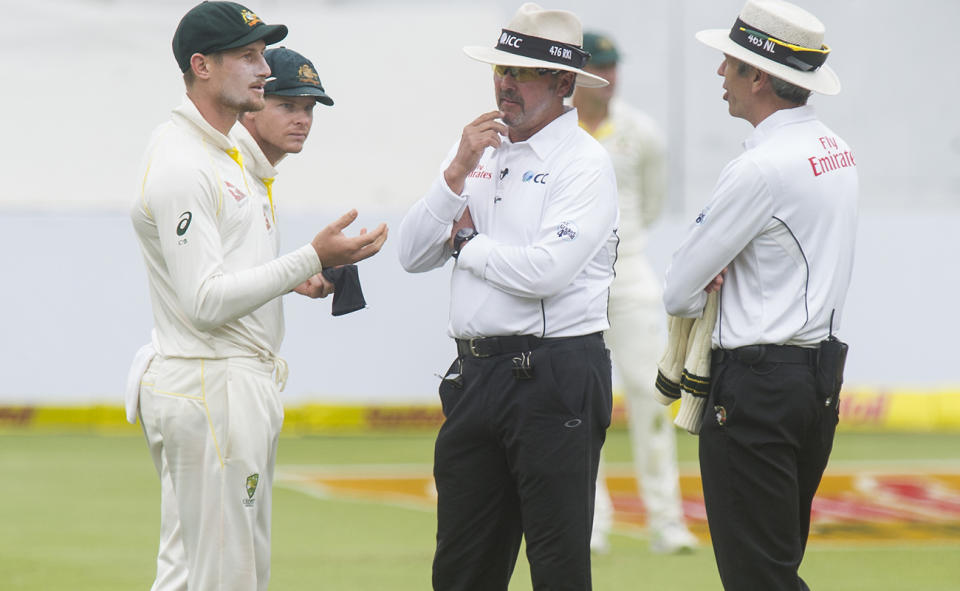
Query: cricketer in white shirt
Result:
<box><xmin>130</xmin><ymin>97</ymin><xmax>320</xmax><ymax>591</ymax></box>
<box><xmin>133</xmin><ymin>98</ymin><xmax>321</xmax><ymax>361</ymax></box>
<box><xmin>580</xmin><ymin>97</ymin><xmax>697</xmax><ymax>554</ymax></box>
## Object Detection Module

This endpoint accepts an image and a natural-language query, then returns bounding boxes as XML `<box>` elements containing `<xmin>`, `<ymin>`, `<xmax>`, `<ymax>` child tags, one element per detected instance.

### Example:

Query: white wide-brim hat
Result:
<box><xmin>696</xmin><ymin>0</ymin><xmax>840</xmax><ymax>95</ymax></box>
<box><xmin>463</xmin><ymin>2</ymin><xmax>608</xmax><ymax>88</ymax></box>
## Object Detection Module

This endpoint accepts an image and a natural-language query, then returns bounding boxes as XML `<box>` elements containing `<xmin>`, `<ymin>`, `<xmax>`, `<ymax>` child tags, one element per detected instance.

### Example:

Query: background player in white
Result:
<box><xmin>573</xmin><ymin>31</ymin><xmax>697</xmax><ymax>555</ymax></box>
<box><xmin>130</xmin><ymin>3</ymin><xmax>387</xmax><ymax>590</ymax></box>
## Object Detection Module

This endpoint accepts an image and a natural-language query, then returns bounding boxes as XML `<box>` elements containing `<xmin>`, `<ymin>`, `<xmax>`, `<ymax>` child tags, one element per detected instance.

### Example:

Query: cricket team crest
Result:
<box><xmin>596</xmin><ymin>37</ymin><xmax>615</xmax><ymax>52</ymax></box>
<box><xmin>243</xmin><ymin>473</ymin><xmax>260</xmax><ymax>507</ymax></box>
<box><xmin>297</xmin><ymin>64</ymin><xmax>321</xmax><ymax>87</ymax></box>
<box><xmin>240</xmin><ymin>9</ymin><xmax>262</xmax><ymax>27</ymax></box>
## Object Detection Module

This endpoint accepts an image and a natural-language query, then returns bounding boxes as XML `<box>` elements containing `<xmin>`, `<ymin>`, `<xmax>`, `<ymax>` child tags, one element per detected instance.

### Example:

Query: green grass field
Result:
<box><xmin>3</xmin><ymin>429</ymin><xmax>959</xmax><ymax>590</ymax></box>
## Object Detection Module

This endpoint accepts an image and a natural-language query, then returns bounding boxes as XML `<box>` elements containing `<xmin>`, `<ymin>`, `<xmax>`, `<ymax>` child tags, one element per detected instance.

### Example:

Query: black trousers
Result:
<box><xmin>700</xmin><ymin>352</ymin><xmax>838</xmax><ymax>591</ymax></box>
<box><xmin>432</xmin><ymin>333</ymin><xmax>612</xmax><ymax>591</ymax></box>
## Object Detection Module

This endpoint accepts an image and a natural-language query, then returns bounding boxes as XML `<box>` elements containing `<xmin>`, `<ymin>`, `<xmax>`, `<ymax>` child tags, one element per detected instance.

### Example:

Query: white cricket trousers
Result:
<box><xmin>594</xmin><ymin>254</ymin><xmax>686</xmax><ymax>537</ymax></box>
<box><xmin>139</xmin><ymin>356</ymin><xmax>284</xmax><ymax>591</ymax></box>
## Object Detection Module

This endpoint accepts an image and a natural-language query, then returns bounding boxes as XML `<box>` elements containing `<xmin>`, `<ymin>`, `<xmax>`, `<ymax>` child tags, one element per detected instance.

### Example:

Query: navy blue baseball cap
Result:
<box><xmin>173</xmin><ymin>1</ymin><xmax>288</xmax><ymax>73</ymax></box>
<box><xmin>264</xmin><ymin>47</ymin><xmax>334</xmax><ymax>106</ymax></box>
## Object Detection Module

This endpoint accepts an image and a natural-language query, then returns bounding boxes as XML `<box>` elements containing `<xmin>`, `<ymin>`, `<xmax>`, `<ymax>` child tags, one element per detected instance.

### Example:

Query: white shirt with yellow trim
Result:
<box><xmin>131</xmin><ymin>97</ymin><xmax>322</xmax><ymax>360</ymax></box>
<box><xmin>399</xmin><ymin>107</ymin><xmax>619</xmax><ymax>339</ymax></box>
<box><xmin>663</xmin><ymin>105</ymin><xmax>858</xmax><ymax>348</ymax></box>
<box><xmin>233</xmin><ymin>123</ymin><xmax>282</xmax><ymax>253</ymax></box>
<box><xmin>586</xmin><ymin>99</ymin><xmax>666</xmax><ymax>261</ymax></box>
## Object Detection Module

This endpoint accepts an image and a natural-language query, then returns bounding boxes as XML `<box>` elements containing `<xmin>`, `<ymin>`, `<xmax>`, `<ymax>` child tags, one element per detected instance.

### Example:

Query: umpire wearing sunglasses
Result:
<box><xmin>664</xmin><ymin>0</ymin><xmax>857</xmax><ymax>589</ymax></box>
<box><xmin>398</xmin><ymin>3</ymin><xmax>618</xmax><ymax>590</ymax></box>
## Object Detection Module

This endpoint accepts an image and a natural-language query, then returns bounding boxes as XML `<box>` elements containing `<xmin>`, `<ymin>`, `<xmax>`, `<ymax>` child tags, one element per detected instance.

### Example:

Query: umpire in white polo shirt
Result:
<box><xmin>663</xmin><ymin>1</ymin><xmax>857</xmax><ymax>589</ymax></box>
<box><xmin>399</xmin><ymin>3</ymin><xmax>618</xmax><ymax>589</ymax></box>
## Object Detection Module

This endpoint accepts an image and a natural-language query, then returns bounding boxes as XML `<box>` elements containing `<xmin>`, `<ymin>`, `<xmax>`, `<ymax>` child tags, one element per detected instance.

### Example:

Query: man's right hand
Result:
<box><xmin>448</xmin><ymin>207</ymin><xmax>475</xmax><ymax>249</ymax></box>
<box><xmin>311</xmin><ymin>209</ymin><xmax>388</xmax><ymax>267</ymax></box>
<box><xmin>443</xmin><ymin>111</ymin><xmax>507</xmax><ymax>195</ymax></box>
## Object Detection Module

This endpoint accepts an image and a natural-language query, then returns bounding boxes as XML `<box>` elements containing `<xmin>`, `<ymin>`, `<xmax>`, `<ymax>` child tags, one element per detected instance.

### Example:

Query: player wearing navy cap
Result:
<box><xmin>129</xmin><ymin>4</ymin><xmax>386</xmax><ymax>589</ymax></box>
<box><xmin>237</xmin><ymin>47</ymin><xmax>338</xmax><ymax>299</ymax></box>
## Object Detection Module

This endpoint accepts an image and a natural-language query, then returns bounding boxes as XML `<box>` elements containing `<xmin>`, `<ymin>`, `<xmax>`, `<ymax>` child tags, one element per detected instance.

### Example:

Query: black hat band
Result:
<box><xmin>728</xmin><ymin>17</ymin><xmax>829</xmax><ymax>72</ymax></box>
<box><xmin>495</xmin><ymin>29</ymin><xmax>590</xmax><ymax>69</ymax></box>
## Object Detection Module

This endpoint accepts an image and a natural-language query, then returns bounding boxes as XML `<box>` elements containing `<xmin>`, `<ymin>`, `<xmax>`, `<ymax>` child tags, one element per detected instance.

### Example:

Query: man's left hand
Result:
<box><xmin>294</xmin><ymin>273</ymin><xmax>335</xmax><ymax>298</ymax></box>
<box><xmin>705</xmin><ymin>267</ymin><xmax>728</xmax><ymax>293</ymax></box>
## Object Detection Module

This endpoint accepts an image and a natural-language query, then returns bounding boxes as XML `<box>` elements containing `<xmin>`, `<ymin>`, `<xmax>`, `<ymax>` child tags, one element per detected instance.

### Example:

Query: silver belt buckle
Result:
<box><xmin>469</xmin><ymin>338</ymin><xmax>490</xmax><ymax>358</ymax></box>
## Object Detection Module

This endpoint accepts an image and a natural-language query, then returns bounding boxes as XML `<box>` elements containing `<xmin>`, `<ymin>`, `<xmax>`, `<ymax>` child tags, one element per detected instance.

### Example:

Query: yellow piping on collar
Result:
<box><xmin>226</xmin><ymin>146</ymin><xmax>254</xmax><ymax>196</ymax></box>
<box><xmin>225</xmin><ymin>147</ymin><xmax>244</xmax><ymax>168</ymax></box>
<box><xmin>262</xmin><ymin>177</ymin><xmax>276</xmax><ymax>223</ymax></box>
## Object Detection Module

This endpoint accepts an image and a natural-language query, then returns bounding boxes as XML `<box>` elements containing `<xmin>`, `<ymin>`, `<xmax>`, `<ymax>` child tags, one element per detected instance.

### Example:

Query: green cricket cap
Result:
<box><xmin>172</xmin><ymin>1</ymin><xmax>288</xmax><ymax>73</ymax></box>
<box><xmin>582</xmin><ymin>31</ymin><xmax>620</xmax><ymax>67</ymax></box>
<box><xmin>264</xmin><ymin>47</ymin><xmax>334</xmax><ymax>106</ymax></box>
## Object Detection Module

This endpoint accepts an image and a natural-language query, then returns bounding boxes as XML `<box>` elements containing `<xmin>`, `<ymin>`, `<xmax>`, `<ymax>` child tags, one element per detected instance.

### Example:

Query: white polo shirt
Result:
<box><xmin>399</xmin><ymin>107</ymin><xmax>619</xmax><ymax>339</ymax></box>
<box><xmin>663</xmin><ymin>105</ymin><xmax>858</xmax><ymax>348</ymax></box>
<box><xmin>131</xmin><ymin>97</ymin><xmax>322</xmax><ymax>360</ymax></box>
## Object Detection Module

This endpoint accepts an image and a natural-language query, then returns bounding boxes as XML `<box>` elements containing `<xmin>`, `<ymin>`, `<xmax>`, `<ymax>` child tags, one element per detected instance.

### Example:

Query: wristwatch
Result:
<box><xmin>452</xmin><ymin>227</ymin><xmax>479</xmax><ymax>259</ymax></box>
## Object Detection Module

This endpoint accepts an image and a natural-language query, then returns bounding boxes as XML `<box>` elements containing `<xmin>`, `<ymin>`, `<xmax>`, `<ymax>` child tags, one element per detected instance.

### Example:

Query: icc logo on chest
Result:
<box><xmin>522</xmin><ymin>171</ymin><xmax>549</xmax><ymax>184</ymax></box>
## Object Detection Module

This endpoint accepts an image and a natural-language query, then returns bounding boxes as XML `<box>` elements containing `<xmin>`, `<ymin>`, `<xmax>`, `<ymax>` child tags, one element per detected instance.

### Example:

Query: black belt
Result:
<box><xmin>713</xmin><ymin>344</ymin><xmax>816</xmax><ymax>366</ymax></box>
<box><xmin>456</xmin><ymin>335</ymin><xmax>542</xmax><ymax>359</ymax></box>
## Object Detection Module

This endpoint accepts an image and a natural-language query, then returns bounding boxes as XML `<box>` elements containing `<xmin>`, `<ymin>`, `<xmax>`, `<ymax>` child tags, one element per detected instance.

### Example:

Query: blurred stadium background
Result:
<box><xmin>1</xmin><ymin>0</ymin><xmax>958</xmax><ymax>589</ymax></box>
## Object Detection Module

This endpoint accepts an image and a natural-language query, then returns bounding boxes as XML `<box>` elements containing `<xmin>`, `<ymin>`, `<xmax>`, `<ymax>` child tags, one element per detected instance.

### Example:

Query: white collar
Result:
<box><xmin>744</xmin><ymin>104</ymin><xmax>816</xmax><ymax>150</ymax></box>
<box><xmin>232</xmin><ymin>123</ymin><xmax>279</xmax><ymax>180</ymax></box>
<box><xmin>501</xmin><ymin>107</ymin><xmax>580</xmax><ymax>160</ymax></box>
<box><xmin>171</xmin><ymin>95</ymin><xmax>236</xmax><ymax>153</ymax></box>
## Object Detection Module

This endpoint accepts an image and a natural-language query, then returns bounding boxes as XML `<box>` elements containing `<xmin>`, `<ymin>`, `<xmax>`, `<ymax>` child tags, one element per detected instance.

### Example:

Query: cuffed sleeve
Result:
<box><xmin>398</xmin><ymin>170</ymin><xmax>468</xmax><ymax>273</ymax></box>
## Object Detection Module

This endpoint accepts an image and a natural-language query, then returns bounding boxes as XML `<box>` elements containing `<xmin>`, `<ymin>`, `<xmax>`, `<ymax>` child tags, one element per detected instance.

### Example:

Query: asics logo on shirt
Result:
<box><xmin>695</xmin><ymin>206</ymin><xmax>712</xmax><ymax>225</ymax></box>
<box><xmin>176</xmin><ymin>211</ymin><xmax>192</xmax><ymax>236</ymax></box>
<box><xmin>522</xmin><ymin>171</ymin><xmax>549</xmax><ymax>184</ymax></box>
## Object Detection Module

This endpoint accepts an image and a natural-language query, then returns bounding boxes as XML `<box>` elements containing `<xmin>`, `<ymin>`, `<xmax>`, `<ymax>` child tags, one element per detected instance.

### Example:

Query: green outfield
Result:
<box><xmin>3</xmin><ymin>429</ymin><xmax>959</xmax><ymax>590</ymax></box>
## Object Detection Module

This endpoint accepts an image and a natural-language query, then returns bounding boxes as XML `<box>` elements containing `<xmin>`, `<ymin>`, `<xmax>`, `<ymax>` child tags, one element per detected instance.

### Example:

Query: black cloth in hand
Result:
<box><xmin>320</xmin><ymin>264</ymin><xmax>367</xmax><ymax>316</ymax></box>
